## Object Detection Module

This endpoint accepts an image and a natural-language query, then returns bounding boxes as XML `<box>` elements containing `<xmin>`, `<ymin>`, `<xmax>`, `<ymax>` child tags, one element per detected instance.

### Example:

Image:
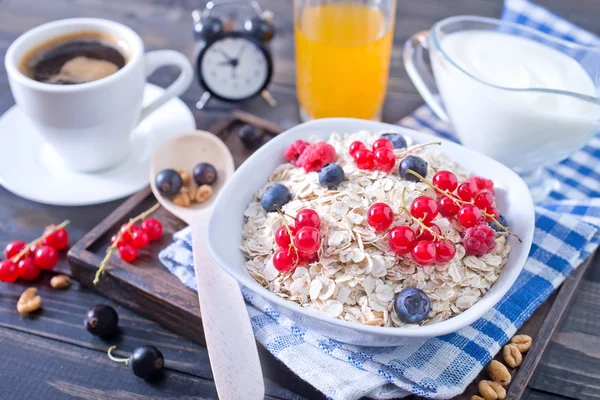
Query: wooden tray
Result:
<box><xmin>68</xmin><ymin>111</ymin><xmax>593</xmax><ymax>400</ymax></box>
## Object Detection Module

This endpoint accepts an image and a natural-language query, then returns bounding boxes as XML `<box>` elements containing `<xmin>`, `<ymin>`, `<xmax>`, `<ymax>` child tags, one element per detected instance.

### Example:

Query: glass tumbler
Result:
<box><xmin>294</xmin><ymin>0</ymin><xmax>397</xmax><ymax>121</ymax></box>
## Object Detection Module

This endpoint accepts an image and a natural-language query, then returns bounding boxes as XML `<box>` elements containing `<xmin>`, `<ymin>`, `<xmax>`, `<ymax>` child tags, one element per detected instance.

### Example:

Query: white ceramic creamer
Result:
<box><xmin>432</xmin><ymin>30</ymin><xmax>599</xmax><ymax>171</ymax></box>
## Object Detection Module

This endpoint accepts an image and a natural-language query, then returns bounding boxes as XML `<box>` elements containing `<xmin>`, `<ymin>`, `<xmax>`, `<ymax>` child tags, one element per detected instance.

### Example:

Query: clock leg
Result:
<box><xmin>260</xmin><ymin>90</ymin><xmax>277</xmax><ymax>107</ymax></box>
<box><xmin>196</xmin><ymin>91</ymin><xmax>212</xmax><ymax>109</ymax></box>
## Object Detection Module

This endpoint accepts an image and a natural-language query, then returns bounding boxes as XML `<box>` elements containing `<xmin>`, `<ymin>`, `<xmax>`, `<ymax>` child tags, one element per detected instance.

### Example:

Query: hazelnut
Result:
<box><xmin>17</xmin><ymin>287</ymin><xmax>42</xmax><ymax>314</ymax></box>
<box><xmin>194</xmin><ymin>185</ymin><xmax>213</xmax><ymax>203</ymax></box>
<box><xmin>488</xmin><ymin>360</ymin><xmax>511</xmax><ymax>386</ymax></box>
<box><xmin>50</xmin><ymin>274</ymin><xmax>71</xmax><ymax>289</ymax></box>
<box><xmin>503</xmin><ymin>344</ymin><xmax>522</xmax><ymax>368</ymax></box>
<box><xmin>511</xmin><ymin>334</ymin><xmax>532</xmax><ymax>352</ymax></box>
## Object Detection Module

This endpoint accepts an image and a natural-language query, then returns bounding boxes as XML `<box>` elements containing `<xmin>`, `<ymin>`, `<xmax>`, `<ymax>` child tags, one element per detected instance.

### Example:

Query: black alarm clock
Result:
<box><xmin>192</xmin><ymin>1</ymin><xmax>276</xmax><ymax>109</ymax></box>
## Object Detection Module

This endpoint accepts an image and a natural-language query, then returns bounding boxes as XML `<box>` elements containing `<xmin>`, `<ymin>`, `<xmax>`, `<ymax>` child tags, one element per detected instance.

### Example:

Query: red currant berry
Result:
<box><xmin>373</xmin><ymin>148</ymin><xmax>396</xmax><ymax>172</ymax></box>
<box><xmin>484</xmin><ymin>207</ymin><xmax>500</xmax><ymax>222</ymax></box>
<box><xmin>131</xmin><ymin>230</ymin><xmax>150</xmax><ymax>249</ymax></box>
<box><xmin>141</xmin><ymin>218</ymin><xmax>163</xmax><ymax>241</ymax></box>
<box><xmin>0</xmin><ymin>260</ymin><xmax>19</xmax><ymax>282</ymax></box>
<box><xmin>457</xmin><ymin>204</ymin><xmax>483</xmax><ymax>228</ymax></box>
<box><xmin>28</xmin><ymin>242</ymin><xmax>42</xmax><ymax>257</ymax></box>
<box><xmin>474</xmin><ymin>191</ymin><xmax>494</xmax><ymax>209</ymax></box>
<box><xmin>119</xmin><ymin>244</ymin><xmax>138</xmax><ymax>263</ymax></box>
<box><xmin>438</xmin><ymin>196</ymin><xmax>460</xmax><ymax>218</ymax></box>
<box><xmin>432</xmin><ymin>170</ymin><xmax>458</xmax><ymax>192</ymax></box>
<box><xmin>411</xmin><ymin>241</ymin><xmax>437</xmax><ymax>266</ymax></box>
<box><xmin>410</xmin><ymin>196</ymin><xmax>438</xmax><ymax>224</ymax></box>
<box><xmin>367</xmin><ymin>203</ymin><xmax>394</xmax><ymax>231</ymax></box>
<box><xmin>275</xmin><ymin>226</ymin><xmax>292</xmax><ymax>248</ymax></box>
<box><xmin>4</xmin><ymin>240</ymin><xmax>26</xmax><ymax>259</ymax></box>
<box><xmin>389</xmin><ymin>226</ymin><xmax>416</xmax><ymax>254</ymax></box>
<box><xmin>288</xmin><ymin>225</ymin><xmax>298</xmax><ymax>235</ymax></box>
<box><xmin>300</xmin><ymin>251</ymin><xmax>319</xmax><ymax>264</ymax></box>
<box><xmin>43</xmin><ymin>227</ymin><xmax>69</xmax><ymax>250</ymax></box>
<box><xmin>456</xmin><ymin>182</ymin><xmax>478</xmax><ymax>201</ymax></box>
<box><xmin>33</xmin><ymin>246</ymin><xmax>59</xmax><ymax>270</ymax></box>
<box><xmin>349</xmin><ymin>141</ymin><xmax>366</xmax><ymax>157</ymax></box>
<box><xmin>435</xmin><ymin>240</ymin><xmax>456</xmax><ymax>262</ymax></box>
<box><xmin>353</xmin><ymin>149</ymin><xmax>375</xmax><ymax>170</ymax></box>
<box><xmin>119</xmin><ymin>224</ymin><xmax>136</xmax><ymax>243</ymax></box>
<box><xmin>110</xmin><ymin>234</ymin><xmax>128</xmax><ymax>247</ymax></box>
<box><xmin>295</xmin><ymin>209</ymin><xmax>321</xmax><ymax>230</ymax></box>
<box><xmin>273</xmin><ymin>248</ymin><xmax>299</xmax><ymax>273</ymax></box>
<box><xmin>416</xmin><ymin>224</ymin><xmax>442</xmax><ymax>242</ymax></box>
<box><xmin>294</xmin><ymin>226</ymin><xmax>321</xmax><ymax>254</ymax></box>
<box><xmin>372</xmin><ymin>138</ymin><xmax>394</xmax><ymax>151</ymax></box>
<box><xmin>17</xmin><ymin>257</ymin><xmax>40</xmax><ymax>281</ymax></box>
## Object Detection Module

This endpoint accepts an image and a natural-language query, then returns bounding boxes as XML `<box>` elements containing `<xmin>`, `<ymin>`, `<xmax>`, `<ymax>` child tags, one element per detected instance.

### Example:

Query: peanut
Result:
<box><xmin>503</xmin><ymin>344</ymin><xmax>523</xmax><ymax>368</ymax></box>
<box><xmin>511</xmin><ymin>334</ymin><xmax>532</xmax><ymax>352</ymax></box>
<box><xmin>478</xmin><ymin>380</ymin><xmax>506</xmax><ymax>400</ymax></box>
<box><xmin>488</xmin><ymin>360</ymin><xmax>511</xmax><ymax>386</ymax></box>
<box><xmin>194</xmin><ymin>185</ymin><xmax>213</xmax><ymax>203</ymax></box>
<box><xmin>50</xmin><ymin>274</ymin><xmax>71</xmax><ymax>289</ymax></box>
<box><xmin>177</xmin><ymin>169</ymin><xmax>191</xmax><ymax>185</ymax></box>
<box><xmin>173</xmin><ymin>191</ymin><xmax>191</xmax><ymax>207</ymax></box>
<box><xmin>472</xmin><ymin>396</ymin><xmax>485</xmax><ymax>400</ymax></box>
<box><xmin>17</xmin><ymin>287</ymin><xmax>42</xmax><ymax>314</ymax></box>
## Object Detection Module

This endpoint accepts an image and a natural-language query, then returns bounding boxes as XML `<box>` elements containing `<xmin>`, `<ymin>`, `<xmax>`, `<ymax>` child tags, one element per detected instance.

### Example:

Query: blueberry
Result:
<box><xmin>489</xmin><ymin>214</ymin><xmax>508</xmax><ymax>232</ymax></box>
<box><xmin>238</xmin><ymin>125</ymin><xmax>264</xmax><ymax>149</ymax></box>
<box><xmin>318</xmin><ymin>163</ymin><xmax>345</xmax><ymax>189</ymax></box>
<box><xmin>261</xmin><ymin>184</ymin><xmax>291</xmax><ymax>212</ymax></box>
<box><xmin>399</xmin><ymin>155</ymin><xmax>428</xmax><ymax>182</ymax></box>
<box><xmin>130</xmin><ymin>345</ymin><xmax>164</xmax><ymax>380</ymax></box>
<box><xmin>155</xmin><ymin>169</ymin><xmax>183</xmax><ymax>196</ymax></box>
<box><xmin>394</xmin><ymin>288</ymin><xmax>431</xmax><ymax>324</ymax></box>
<box><xmin>85</xmin><ymin>304</ymin><xmax>119</xmax><ymax>338</ymax></box>
<box><xmin>193</xmin><ymin>163</ymin><xmax>217</xmax><ymax>185</ymax></box>
<box><xmin>381</xmin><ymin>133</ymin><xmax>407</xmax><ymax>149</ymax></box>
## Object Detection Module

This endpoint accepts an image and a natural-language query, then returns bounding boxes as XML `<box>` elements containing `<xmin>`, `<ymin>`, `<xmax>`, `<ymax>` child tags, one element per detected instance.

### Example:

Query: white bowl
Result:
<box><xmin>207</xmin><ymin>118</ymin><xmax>534</xmax><ymax>346</ymax></box>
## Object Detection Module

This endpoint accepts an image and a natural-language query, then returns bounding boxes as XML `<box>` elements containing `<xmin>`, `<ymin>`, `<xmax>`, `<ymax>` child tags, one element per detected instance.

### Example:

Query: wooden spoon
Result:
<box><xmin>150</xmin><ymin>131</ymin><xmax>264</xmax><ymax>400</ymax></box>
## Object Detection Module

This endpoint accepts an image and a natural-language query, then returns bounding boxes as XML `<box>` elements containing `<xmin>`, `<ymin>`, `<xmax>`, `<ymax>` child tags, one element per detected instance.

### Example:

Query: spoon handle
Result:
<box><xmin>191</xmin><ymin>220</ymin><xmax>265</xmax><ymax>400</ymax></box>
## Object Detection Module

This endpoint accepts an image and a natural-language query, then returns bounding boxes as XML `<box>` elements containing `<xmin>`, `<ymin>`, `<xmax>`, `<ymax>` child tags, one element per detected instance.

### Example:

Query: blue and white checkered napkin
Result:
<box><xmin>160</xmin><ymin>1</ymin><xmax>600</xmax><ymax>398</ymax></box>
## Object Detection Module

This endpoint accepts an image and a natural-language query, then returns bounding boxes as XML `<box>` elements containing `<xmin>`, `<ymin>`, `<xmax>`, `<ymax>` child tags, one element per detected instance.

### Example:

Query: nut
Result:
<box><xmin>503</xmin><ymin>344</ymin><xmax>523</xmax><ymax>368</ymax></box>
<box><xmin>50</xmin><ymin>274</ymin><xmax>71</xmax><ymax>289</ymax></box>
<box><xmin>194</xmin><ymin>185</ymin><xmax>213</xmax><ymax>203</ymax></box>
<box><xmin>511</xmin><ymin>334</ymin><xmax>532</xmax><ymax>352</ymax></box>
<box><xmin>17</xmin><ymin>287</ymin><xmax>42</xmax><ymax>314</ymax></box>
<box><xmin>478</xmin><ymin>380</ymin><xmax>506</xmax><ymax>400</ymax></box>
<box><xmin>488</xmin><ymin>360</ymin><xmax>511</xmax><ymax>386</ymax></box>
<box><xmin>173</xmin><ymin>191</ymin><xmax>191</xmax><ymax>207</ymax></box>
<box><xmin>472</xmin><ymin>396</ymin><xmax>485</xmax><ymax>400</ymax></box>
<box><xmin>177</xmin><ymin>169</ymin><xmax>191</xmax><ymax>185</ymax></box>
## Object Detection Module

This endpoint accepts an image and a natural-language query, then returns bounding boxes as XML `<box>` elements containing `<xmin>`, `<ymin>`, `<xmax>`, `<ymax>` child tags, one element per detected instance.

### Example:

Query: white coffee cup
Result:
<box><xmin>5</xmin><ymin>18</ymin><xmax>194</xmax><ymax>172</ymax></box>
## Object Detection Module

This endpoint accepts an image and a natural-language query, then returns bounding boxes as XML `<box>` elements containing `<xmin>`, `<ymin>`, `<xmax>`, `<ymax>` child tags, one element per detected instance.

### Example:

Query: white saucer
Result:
<box><xmin>0</xmin><ymin>84</ymin><xmax>196</xmax><ymax>206</ymax></box>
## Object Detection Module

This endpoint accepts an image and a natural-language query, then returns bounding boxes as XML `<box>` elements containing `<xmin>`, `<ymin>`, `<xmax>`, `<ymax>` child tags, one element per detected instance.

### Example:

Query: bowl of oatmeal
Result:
<box><xmin>207</xmin><ymin>118</ymin><xmax>534</xmax><ymax>346</ymax></box>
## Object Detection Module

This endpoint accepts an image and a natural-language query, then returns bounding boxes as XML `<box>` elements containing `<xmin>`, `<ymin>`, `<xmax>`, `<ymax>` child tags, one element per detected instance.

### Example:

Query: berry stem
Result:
<box><xmin>11</xmin><ymin>220</ymin><xmax>71</xmax><ymax>263</ymax></box>
<box><xmin>273</xmin><ymin>205</ymin><xmax>300</xmax><ymax>269</ymax></box>
<box><xmin>400</xmin><ymin>188</ymin><xmax>445</xmax><ymax>241</ymax></box>
<box><xmin>93</xmin><ymin>203</ymin><xmax>161</xmax><ymax>285</ymax></box>
<box><xmin>394</xmin><ymin>141</ymin><xmax>442</xmax><ymax>159</ymax></box>
<box><xmin>107</xmin><ymin>346</ymin><xmax>130</xmax><ymax>365</ymax></box>
<box><xmin>406</xmin><ymin>169</ymin><xmax>522</xmax><ymax>243</ymax></box>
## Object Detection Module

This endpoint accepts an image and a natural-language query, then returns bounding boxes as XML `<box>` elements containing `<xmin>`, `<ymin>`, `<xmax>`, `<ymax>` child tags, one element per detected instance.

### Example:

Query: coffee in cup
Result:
<box><xmin>19</xmin><ymin>31</ymin><xmax>127</xmax><ymax>85</ymax></box>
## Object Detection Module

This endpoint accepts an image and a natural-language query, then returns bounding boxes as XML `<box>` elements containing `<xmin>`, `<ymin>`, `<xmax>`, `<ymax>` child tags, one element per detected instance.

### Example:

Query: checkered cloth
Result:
<box><xmin>159</xmin><ymin>1</ymin><xmax>600</xmax><ymax>398</ymax></box>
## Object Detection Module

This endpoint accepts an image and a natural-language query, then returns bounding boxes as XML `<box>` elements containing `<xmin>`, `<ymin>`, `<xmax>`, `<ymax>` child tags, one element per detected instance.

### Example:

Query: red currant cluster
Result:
<box><xmin>0</xmin><ymin>223</ymin><xmax>69</xmax><ymax>283</ymax></box>
<box><xmin>349</xmin><ymin>138</ymin><xmax>396</xmax><ymax>172</ymax></box>
<box><xmin>111</xmin><ymin>218</ymin><xmax>163</xmax><ymax>263</ymax></box>
<box><xmin>284</xmin><ymin>140</ymin><xmax>337</xmax><ymax>172</ymax></box>
<box><xmin>273</xmin><ymin>209</ymin><xmax>321</xmax><ymax>273</ymax></box>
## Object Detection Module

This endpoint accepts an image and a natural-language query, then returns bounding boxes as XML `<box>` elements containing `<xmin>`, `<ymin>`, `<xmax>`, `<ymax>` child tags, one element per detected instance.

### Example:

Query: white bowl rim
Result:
<box><xmin>208</xmin><ymin>118</ymin><xmax>535</xmax><ymax>338</ymax></box>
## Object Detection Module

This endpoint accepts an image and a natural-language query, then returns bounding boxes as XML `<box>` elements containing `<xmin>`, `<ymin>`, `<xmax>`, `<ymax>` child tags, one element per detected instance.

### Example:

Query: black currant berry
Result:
<box><xmin>107</xmin><ymin>345</ymin><xmax>164</xmax><ymax>381</ymax></box>
<box><xmin>155</xmin><ymin>169</ymin><xmax>183</xmax><ymax>196</ymax></box>
<box><xmin>193</xmin><ymin>163</ymin><xmax>217</xmax><ymax>185</ymax></box>
<box><xmin>85</xmin><ymin>304</ymin><xmax>119</xmax><ymax>338</ymax></box>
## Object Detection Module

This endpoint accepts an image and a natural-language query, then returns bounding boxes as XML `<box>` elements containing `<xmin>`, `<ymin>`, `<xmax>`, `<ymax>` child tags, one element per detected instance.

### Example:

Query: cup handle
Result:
<box><xmin>403</xmin><ymin>30</ymin><xmax>449</xmax><ymax>122</ymax></box>
<box><xmin>139</xmin><ymin>50</ymin><xmax>194</xmax><ymax>122</ymax></box>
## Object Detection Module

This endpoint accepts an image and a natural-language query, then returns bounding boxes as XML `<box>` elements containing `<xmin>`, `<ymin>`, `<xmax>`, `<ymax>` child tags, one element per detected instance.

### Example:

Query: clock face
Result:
<box><xmin>200</xmin><ymin>35</ymin><xmax>270</xmax><ymax>101</ymax></box>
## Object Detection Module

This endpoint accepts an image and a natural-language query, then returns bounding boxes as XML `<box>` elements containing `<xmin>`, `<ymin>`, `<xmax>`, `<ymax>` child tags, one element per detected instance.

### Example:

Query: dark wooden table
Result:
<box><xmin>1</xmin><ymin>1</ymin><xmax>599</xmax><ymax>399</ymax></box>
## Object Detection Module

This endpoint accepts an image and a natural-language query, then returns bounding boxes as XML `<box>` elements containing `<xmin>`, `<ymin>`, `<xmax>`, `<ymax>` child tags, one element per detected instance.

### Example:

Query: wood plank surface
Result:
<box><xmin>1</xmin><ymin>0</ymin><xmax>600</xmax><ymax>399</ymax></box>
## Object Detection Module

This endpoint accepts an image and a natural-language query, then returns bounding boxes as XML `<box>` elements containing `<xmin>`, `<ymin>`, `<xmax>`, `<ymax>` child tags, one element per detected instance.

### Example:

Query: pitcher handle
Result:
<box><xmin>403</xmin><ymin>30</ymin><xmax>449</xmax><ymax>122</ymax></box>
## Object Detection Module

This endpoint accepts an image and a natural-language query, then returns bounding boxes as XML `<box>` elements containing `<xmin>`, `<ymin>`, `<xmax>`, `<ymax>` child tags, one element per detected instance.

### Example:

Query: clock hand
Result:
<box><xmin>215</xmin><ymin>49</ymin><xmax>235</xmax><ymax>62</ymax></box>
<box><xmin>236</xmin><ymin>44</ymin><xmax>247</xmax><ymax>61</ymax></box>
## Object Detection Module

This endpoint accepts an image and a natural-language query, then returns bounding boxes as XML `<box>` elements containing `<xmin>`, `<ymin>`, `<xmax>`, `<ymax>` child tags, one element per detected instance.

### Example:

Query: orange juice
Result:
<box><xmin>295</xmin><ymin>3</ymin><xmax>394</xmax><ymax>120</ymax></box>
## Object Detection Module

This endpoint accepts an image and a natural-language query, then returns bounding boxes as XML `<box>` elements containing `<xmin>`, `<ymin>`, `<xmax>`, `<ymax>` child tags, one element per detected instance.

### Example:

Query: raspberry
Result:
<box><xmin>284</xmin><ymin>140</ymin><xmax>310</xmax><ymax>166</ymax></box>
<box><xmin>297</xmin><ymin>142</ymin><xmax>337</xmax><ymax>172</ymax></box>
<box><xmin>467</xmin><ymin>176</ymin><xmax>494</xmax><ymax>194</ymax></box>
<box><xmin>462</xmin><ymin>225</ymin><xmax>496</xmax><ymax>256</ymax></box>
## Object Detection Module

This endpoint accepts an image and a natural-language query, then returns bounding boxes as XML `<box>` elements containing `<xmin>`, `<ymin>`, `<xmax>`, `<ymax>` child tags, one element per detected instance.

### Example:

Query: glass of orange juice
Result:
<box><xmin>294</xmin><ymin>0</ymin><xmax>397</xmax><ymax>121</ymax></box>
